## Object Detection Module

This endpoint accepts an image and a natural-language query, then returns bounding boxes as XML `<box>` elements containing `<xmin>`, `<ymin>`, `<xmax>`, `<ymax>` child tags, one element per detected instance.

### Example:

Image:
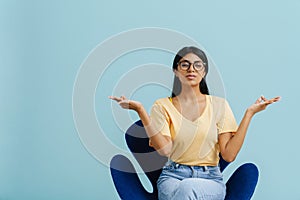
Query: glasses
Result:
<box><xmin>177</xmin><ymin>60</ymin><xmax>206</xmax><ymax>71</ymax></box>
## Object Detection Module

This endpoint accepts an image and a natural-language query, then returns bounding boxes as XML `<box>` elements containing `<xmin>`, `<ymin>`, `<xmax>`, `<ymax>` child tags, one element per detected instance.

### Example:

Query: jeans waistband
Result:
<box><xmin>165</xmin><ymin>159</ymin><xmax>219</xmax><ymax>172</ymax></box>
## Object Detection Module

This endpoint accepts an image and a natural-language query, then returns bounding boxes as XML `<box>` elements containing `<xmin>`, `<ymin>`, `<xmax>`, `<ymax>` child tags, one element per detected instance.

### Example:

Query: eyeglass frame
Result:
<box><xmin>177</xmin><ymin>60</ymin><xmax>207</xmax><ymax>71</ymax></box>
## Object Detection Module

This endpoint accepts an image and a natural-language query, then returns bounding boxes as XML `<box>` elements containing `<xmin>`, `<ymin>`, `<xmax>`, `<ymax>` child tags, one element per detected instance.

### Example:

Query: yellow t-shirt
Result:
<box><xmin>149</xmin><ymin>95</ymin><xmax>238</xmax><ymax>166</ymax></box>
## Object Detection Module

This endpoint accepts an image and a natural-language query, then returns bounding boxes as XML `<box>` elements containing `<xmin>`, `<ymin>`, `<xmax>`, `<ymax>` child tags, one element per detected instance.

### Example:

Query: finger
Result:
<box><xmin>267</xmin><ymin>97</ymin><xmax>281</xmax><ymax>104</ymax></box>
<box><xmin>120</xmin><ymin>95</ymin><xmax>127</xmax><ymax>100</ymax></box>
<box><xmin>271</xmin><ymin>96</ymin><xmax>281</xmax><ymax>102</ymax></box>
<box><xmin>108</xmin><ymin>96</ymin><xmax>117</xmax><ymax>100</ymax></box>
<box><xmin>109</xmin><ymin>96</ymin><xmax>120</xmax><ymax>101</ymax></box>
<box><xmin>264</xmin><ymin>99</ymin><xmax>278</xmax><ymax>106</ymax></box>
<box><xmin>262</xmin><ymin>96</ymin><xmax>281</xmax><ymax>103</ymax></box>
<box><xmin>108</xmin><ymin>96</ymin><xmax>122</xmax><ymax>102</ymax></box>
<box><xmin>255</xmin><ymin>97</ymin><xmax>262</xmax><ymax>104</ymax></box>
<box><xmin>261</xmin><ymin>95</ymin><xmax>268</xmax><ymax>102</ymax></box>
<box><xmin>264</xmin><ymin>101</ymin><xmax>272</xmax><ymax>105</ymax></box>
<box><xmin>268</xmin><ymin>99</ymin><xmax>278</xmax><ymax>104</ymax></box>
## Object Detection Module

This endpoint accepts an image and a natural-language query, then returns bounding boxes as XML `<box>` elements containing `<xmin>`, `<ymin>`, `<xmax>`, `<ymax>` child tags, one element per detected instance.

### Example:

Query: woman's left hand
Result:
<box><xmin>247</xmin><ymin>95</ymin><xmax>281</xmax><ymax>115</ymax></box>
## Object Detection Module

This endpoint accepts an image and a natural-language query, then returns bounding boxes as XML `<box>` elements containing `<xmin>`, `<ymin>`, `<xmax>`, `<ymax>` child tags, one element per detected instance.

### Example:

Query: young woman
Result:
<box><xmin>109</xmin><ymin>46</ymin><xmax>280</xmax><ymax>200</ymax></box>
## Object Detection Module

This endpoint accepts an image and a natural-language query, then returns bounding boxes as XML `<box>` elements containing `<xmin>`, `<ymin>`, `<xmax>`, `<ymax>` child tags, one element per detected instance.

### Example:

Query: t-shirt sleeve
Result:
<box><xmin>217</xmin><ymin>99</ymin><xmax>238</xmax><ymax>134</ymax></box>
<box><xmin>149</xmin><ymin>102</ymin><xmax>171</xmax><ymax>146</ymax></box>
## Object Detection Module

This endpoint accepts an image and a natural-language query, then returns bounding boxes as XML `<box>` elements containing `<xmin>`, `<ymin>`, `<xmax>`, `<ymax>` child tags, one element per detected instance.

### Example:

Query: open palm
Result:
<box><xmin>248</xmin><ymin>96</ymin><xmax>281</xmax><ymax>115</ymax></box>
<box><xmin>108</xmin><ymin>95</ymin><xmax>142</xmax><ymax>111</ymax></box>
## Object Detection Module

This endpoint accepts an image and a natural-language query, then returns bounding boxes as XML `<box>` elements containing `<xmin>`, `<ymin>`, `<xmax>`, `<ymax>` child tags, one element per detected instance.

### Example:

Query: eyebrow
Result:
<box><xmin>180</xmin><ymin>59</ymin><xmax>203</xmax><ymax>63</ymax></box>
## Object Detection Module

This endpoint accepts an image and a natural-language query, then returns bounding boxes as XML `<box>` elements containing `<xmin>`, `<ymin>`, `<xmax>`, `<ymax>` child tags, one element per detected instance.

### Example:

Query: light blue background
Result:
<box><xmin>1</xmin><ymin>0</ymin><xmax>299</xmax><ymax>199</ymax></box>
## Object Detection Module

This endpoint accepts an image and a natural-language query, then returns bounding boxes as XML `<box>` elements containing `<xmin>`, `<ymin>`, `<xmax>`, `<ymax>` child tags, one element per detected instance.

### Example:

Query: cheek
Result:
<box><xmin>200</xmin><ymin>73</ymin><xmax>204</xmax><ymax>78</ymax></box>
<box><xmin>177</xmin><ymin>73</ymin><xmax>187</xmax><ymax>81</ymax></box>
<box><xmin>174</xmin><ymin>71</ymin><xmax>183</xmax><ymax>79</ymax></box>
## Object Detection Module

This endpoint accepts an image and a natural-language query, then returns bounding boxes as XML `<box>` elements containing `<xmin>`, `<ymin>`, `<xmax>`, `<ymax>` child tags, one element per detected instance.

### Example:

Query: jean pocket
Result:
<box><xmin>208</xmin><ymin>167</ymin><xmax>223</xmax><ymax>179</ymax></box>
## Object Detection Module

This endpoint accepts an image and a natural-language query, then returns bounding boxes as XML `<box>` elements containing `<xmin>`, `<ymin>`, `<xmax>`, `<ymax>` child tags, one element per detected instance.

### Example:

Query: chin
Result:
<box><xmin>182</xmin><ymin>81</ymin><xmax>200</xmax><ymax>87</ymax></box>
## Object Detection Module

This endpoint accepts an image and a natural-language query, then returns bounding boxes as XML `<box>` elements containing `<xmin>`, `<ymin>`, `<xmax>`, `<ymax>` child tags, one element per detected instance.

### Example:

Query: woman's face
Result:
<box><xmin>174</xmin><ymin>53</ymin><xmax>206</xmax><ymax>87</ymax></box>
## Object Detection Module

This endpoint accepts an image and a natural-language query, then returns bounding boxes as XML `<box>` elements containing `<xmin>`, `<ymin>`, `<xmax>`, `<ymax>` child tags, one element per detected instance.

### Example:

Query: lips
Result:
<box><xmin>186</xmin><ymin>74</ymin><xmax>196</xmax><ymax>79</ymax></box>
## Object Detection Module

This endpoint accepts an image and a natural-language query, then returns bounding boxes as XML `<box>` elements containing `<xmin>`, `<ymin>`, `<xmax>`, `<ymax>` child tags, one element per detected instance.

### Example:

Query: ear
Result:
<box><xmin>173</xmin><ymin>69</ymin><xmax>179</xmax><ymax>77</ymax></box>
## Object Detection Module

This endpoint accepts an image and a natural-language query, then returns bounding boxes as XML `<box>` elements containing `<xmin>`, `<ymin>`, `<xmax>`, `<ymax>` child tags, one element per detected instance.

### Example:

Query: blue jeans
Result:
<box><xmin>157</xmin><ymin>160</ymin><xmax>226</xmax><ymax>200</ymax></box>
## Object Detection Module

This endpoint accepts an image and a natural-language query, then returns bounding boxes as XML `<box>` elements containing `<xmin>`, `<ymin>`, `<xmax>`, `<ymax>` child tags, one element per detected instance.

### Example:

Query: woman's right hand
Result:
<box><xmin>108</xmin><ymin>95</ymin><xmax>142</xmax><ymax>112</ymax></box>
<box><xmin>109</xmin><ymin>95</ymin><xmax>172</xmax><ymax>156</ymax></box>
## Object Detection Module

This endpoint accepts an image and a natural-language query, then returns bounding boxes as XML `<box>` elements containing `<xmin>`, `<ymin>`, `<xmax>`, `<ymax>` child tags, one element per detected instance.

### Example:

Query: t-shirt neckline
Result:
<box><xmin>167</xmin><ymin>95</ymin><xmax>209</xmax><ymax>123</ymax></box>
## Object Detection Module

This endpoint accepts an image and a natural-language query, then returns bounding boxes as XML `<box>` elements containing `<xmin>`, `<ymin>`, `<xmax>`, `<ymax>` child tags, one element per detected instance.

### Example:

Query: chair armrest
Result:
<box><xmin>225</xmin><ymin>163</ymin><xmax>259</xmax><ymax>200</ymax></box>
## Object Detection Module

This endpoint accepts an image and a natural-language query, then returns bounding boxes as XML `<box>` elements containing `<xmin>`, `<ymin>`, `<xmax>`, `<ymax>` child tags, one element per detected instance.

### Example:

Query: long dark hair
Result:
<box><xmin>171</xmin><ymin>46</ymin><xmax>209</xmax><ymax>97</ymax></box>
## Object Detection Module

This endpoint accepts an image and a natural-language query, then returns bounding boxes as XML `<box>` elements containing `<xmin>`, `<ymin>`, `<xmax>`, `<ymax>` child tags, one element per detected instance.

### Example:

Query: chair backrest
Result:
<box><xmin>125</xmin><ymin>120</ymin><xmax>230</xmax><ymax>186</ymax></box>
<box><xmin>125</xmin><ymin>120</ymin><xmax>167</xmax><ymax>189</ymax></box>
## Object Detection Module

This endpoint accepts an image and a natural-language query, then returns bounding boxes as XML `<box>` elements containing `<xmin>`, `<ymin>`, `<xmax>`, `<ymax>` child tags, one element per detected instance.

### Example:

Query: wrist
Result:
<box><xmin>245</xmin><ymin>108</ymin><xmax>255</xmax><ymax>117</ymax></box>
<box><xmin>135</xmin><ymin>104</ymin><xmax>144</xmax><ymax>114</ymax></box>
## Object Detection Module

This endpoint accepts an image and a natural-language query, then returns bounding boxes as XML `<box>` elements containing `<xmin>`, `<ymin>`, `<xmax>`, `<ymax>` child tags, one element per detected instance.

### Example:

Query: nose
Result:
<box><xmin>187</xmin><ymin>64</ymin><xmax>196</xmax><ymax>72</ymax></box>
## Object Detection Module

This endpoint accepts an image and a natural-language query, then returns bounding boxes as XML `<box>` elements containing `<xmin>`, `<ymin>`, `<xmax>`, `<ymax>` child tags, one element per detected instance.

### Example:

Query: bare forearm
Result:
<box><xmin>223</xmin><ymin>109</ymin><xmax>254</xmax><ymax>161</ymax></box>
<box><xmin>136</xmin><ymin>106</ymin><xmax>172</xmax><ymax>156</ymax></box>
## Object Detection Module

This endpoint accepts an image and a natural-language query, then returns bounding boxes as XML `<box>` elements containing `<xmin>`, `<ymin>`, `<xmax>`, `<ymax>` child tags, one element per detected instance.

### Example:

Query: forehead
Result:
<box><xmin>180</xmin><ymin>53</ymin><xmax>202</xmax><ymax>62</ymax></box>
